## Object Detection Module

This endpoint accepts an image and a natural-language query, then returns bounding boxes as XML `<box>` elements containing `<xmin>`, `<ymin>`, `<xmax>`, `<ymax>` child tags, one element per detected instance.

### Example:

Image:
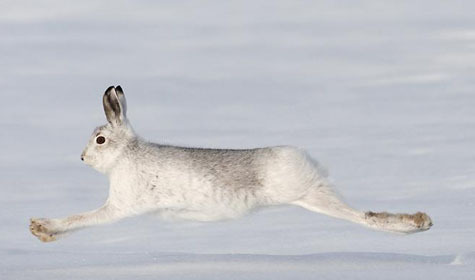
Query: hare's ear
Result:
<box><xmin>115</xmin><ymin>85</ymin><xmax>127</xmax><ymax>117</ymax></box>
<box><xmin>103</xmin><ymin>86</ymin><xmax>126</xmax><ymax>127</ymax></box>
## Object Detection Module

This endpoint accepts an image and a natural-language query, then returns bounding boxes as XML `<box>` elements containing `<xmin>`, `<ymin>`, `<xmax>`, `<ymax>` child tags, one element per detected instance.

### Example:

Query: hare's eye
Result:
<box><xmin>96</xmin><ymin>136</ymin><xmax>106</xmax><ymax>144</ymax></box>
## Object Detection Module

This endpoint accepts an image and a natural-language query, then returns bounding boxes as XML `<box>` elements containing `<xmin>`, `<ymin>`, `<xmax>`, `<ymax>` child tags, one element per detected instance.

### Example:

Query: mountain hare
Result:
<box><xmin>30</xmin><ymin>86</ymin><xmax>432</xmax><ymax>242</ymax></box>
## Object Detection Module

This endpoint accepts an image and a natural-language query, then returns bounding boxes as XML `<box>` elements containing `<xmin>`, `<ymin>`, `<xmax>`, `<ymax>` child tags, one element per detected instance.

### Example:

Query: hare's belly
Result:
<box><xmin>155</xmin><ymin>185</ymin><xmax>260</xmax><ymax>221</ymax></box>
<box><xmin>157</xmin><ymin>201</ymin><xmax>253</xmax><ymax>222</ymax></box>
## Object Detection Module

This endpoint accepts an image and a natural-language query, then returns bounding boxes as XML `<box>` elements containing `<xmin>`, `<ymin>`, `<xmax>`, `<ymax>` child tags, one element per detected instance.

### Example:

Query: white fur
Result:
<box><xmin>29</xmin><ymin>86</ymin><xmax>432</xmax><ymax>242</ymax></box>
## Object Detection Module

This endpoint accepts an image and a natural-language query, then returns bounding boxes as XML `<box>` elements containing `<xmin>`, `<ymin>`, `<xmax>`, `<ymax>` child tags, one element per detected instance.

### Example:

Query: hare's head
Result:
<box><xmin>81</xmin><ymin>86</ymin><xmax>136</xmax><ymax>173</ymax></box>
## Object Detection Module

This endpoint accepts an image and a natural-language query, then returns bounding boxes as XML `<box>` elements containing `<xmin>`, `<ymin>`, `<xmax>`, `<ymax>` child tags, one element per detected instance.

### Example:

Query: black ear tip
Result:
<box><xmin>116</xmin><ymin>85</ymin><xmax>123</xmax><ymax>92</ymax></box>
<box><xmin>105</xmin><ymin>85</ymin><xmax>115</xmax><ymax>94</ymax></box>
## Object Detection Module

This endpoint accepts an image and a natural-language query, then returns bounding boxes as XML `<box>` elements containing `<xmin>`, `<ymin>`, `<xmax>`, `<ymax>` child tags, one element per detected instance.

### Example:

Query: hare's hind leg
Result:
<box><xmin>291</xmin><ymin>185</ymin><xmax>365</xmax><ymax>224</ymax></box>
<box><xmin>291</xmin><ymin>185</ymin><xmax>433</xmax><ymax>234</ymax></box>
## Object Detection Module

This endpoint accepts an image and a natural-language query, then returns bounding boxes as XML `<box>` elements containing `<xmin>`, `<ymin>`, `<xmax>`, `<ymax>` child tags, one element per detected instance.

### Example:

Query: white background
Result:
<box><xmin>1</xmin><ymin>1</ymin><xmax>474</xmax><ymax>279</ymax></box>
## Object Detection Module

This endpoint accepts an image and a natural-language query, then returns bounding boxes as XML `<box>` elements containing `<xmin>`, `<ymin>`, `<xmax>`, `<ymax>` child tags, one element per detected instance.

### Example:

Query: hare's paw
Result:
<box><xmin>365</xmin><ymin>211</ymin><xmax>433</xmax><ymax>233</ymax></box>
<box><xmin>406</xmin><ymin>212</ymin><xmax>433</xmax><ymax>231</ymax></box>
<box><xmin>30</xmin><ymin>218</ymin><xmax>60</xmax><ymax>242</ymax></box>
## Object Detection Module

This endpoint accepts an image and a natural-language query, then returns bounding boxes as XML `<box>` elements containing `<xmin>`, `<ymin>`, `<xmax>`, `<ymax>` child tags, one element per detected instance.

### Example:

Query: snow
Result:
<box><xmin>1</xmin><ymin>0</ymin><xmax>475</xmax><ymax>279</ymax></box>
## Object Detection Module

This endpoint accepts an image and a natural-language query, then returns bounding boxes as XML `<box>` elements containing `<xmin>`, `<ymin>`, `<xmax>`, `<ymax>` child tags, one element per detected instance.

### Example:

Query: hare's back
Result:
<box><xmin>161</xmin><ymin>146</ymin><xmax>274</xmax><ymax>188</ymax></box>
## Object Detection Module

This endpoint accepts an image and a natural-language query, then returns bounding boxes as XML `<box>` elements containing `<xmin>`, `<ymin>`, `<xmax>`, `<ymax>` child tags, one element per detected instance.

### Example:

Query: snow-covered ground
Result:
<box><xmin>2</xmin><ymin>1</ymin><xmax>475</xmax><ymax>279</ymax></box>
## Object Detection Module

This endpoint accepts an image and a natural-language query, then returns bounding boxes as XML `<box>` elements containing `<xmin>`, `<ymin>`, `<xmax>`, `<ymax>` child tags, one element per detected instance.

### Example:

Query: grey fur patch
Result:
<box><xmin>187</xmin><ymin>147</ymin><xmax>263</xmax><ymax>188</ymax></box>
<box><xmin>123</xmin><ymin>141</ymin><xmax>272</xmax><ymax>195</ymax></box>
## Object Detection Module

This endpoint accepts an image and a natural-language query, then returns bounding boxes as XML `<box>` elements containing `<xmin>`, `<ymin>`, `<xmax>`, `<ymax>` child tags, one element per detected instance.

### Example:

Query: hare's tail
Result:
<box><xmin>291</xmin><ymin>186</ymin><xmax>432</xmax><ymax>234</ymax></box>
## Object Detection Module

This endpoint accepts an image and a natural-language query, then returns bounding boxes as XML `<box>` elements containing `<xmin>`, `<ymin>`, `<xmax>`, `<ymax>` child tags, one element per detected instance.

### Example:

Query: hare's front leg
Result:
<box><xmin>30</xmin><ymin>203</ymin><xmax>126</xmax><ymax>242</ymax></box>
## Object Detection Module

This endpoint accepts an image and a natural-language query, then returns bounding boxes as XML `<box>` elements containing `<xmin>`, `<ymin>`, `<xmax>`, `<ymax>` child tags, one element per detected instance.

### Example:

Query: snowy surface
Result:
<box><xmin>1</xmin><ymin>1</ymin><xmax>475</xmax><ymax>279</ymax></box>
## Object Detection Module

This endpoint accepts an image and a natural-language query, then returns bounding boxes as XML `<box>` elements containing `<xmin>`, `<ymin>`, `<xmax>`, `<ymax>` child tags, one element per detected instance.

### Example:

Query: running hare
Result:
<box><xmin>30</xmin><ymin>86</ymin><xmax>432</xmax><ymax>242</ymax></box>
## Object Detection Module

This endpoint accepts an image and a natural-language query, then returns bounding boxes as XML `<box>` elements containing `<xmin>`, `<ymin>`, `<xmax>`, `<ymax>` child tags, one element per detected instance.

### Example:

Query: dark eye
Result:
<box><xmin>96</xmin><ymin>136</ymin><xmax>106</xmax><ymax>144</ymax></box>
